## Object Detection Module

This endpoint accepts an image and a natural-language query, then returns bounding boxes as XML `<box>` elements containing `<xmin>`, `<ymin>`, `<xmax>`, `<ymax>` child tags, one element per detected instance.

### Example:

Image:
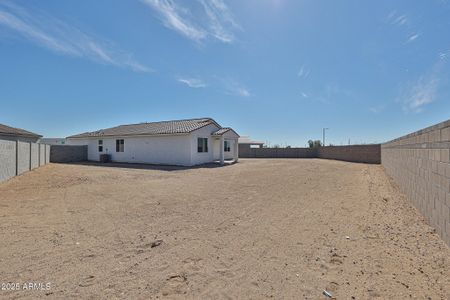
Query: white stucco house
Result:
<box><xmin>66</xmin><ymin>118</ymin><xmax>239</xmax><ymax>166</ymax></box>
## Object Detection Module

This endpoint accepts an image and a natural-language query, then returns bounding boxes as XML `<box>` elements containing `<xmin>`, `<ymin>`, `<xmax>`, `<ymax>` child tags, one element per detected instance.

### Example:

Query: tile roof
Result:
<box><xmin>211</xmin><ymin>128</ymin><xmax>232</xmax><ymax>135</ymax></box>
<box><xmin>68</xmin><ymin>118</ymin><xmax>221</xmax><ymax>138</ymax></box>
<box><xmin>0</xmin><ymin>123</ymin><xmax>42</xmax><ymax>138</ymax></box>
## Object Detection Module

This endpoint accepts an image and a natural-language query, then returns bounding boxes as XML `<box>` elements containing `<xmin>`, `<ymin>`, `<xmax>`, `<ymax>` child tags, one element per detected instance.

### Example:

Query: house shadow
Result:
<box><xmin>60</xmin><ymin>159</ymin><xmax>237</xmax><ymax>172</ymax></box>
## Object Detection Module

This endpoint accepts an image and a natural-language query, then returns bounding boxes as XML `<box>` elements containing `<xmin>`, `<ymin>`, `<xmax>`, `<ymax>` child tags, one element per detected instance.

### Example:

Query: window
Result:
<box><xmin>116</xmin><ymin>139</ymin><xmax>124</xmax><ymax>152</ymax></box>
<box><xmin>98</xmin><ymin>140</ymin><xmax>103</xmax><ymax>152</ymax></box>
<box><xmin>224</xmin><ymin>140</ymin><xmax>231</xmax><ymax>152</ymax></box>
<box><xmin>197</xmin><ymin>138</ymin><xmax>208</xmax><ymax>153</ymax></box>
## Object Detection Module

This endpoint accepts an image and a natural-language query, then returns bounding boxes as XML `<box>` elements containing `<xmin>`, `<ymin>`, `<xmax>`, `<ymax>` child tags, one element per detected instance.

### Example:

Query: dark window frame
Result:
<box><xmin>98</xmin><ymin>140</ymin><xmax>103</xmax><ymax>152</ymax></box>
<box><xmin>116</xmin><ymin>139</ymin><xmax>124</xmax><ymax>152</ymax></box>
<box><xmin>224</xmin><ymin>140</ymin><xmax>231</xmax><ymax>152</ymax></box>
<box><xmin>197</xmin><ymin>138</ymin><xmax>208</xmax><ymax>153</ymax></box>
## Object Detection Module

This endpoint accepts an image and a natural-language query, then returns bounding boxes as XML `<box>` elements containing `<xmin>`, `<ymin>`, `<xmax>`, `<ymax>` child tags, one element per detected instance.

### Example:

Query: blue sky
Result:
<box><xmin>0</xmin><ymin>0</ymin><xmax>449</xmax><ymax>146</ymax></box>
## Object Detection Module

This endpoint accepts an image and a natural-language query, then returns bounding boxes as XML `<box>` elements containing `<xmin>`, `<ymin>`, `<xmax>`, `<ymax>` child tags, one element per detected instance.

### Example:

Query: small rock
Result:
<box><xmin>323</xmin><ymin>290</ymin><xmax>332</xmax><ymax>298</ymax></box>
<box><xmin>151</xmin><ymin>239</ymin><xmax>163</xmax><ymax>248</ymax></box>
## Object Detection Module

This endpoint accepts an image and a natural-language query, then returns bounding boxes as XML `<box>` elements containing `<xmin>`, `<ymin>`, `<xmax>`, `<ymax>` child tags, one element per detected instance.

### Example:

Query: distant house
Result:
<box><xmin>238</xmin><ymin>136</ymin><xmax>265</xmax><ymax>151</ymax></box>
<box><xmin>0</xmin><ymin>123</ymin><xmax>42</xmax><ymax>143</ymax></box>
<box><xmin>66</xmin><ymin>118</ymin><xmax>239</xmax><ymax>166</ymax></box>
<box><xmin>40</xmin><ymin>138</ymin><xmax>66</xmax><ymax>145</ymax></box>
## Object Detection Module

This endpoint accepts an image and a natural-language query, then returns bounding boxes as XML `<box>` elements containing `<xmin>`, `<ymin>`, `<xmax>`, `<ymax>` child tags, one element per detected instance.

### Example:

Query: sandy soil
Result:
<box><xmin>0</xmin><ymin>159</ymin><xmax>448</xmax><ymax>299</ymax></box>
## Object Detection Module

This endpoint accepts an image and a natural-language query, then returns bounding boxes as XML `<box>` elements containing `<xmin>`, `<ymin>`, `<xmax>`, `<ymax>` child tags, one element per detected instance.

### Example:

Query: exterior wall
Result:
<box><xmin>213</xmin><ymin>131</ymin><xmax>239</xmax><ymax>160</ymax></box>
<box><xmin>46</xmin><ymin>145</ymin><xmax>50</xmax><ymax>163</ymax></box>
<box><xmin>50</xmin><ymin>145</ymin><xmax>87</xmax><ymax>163</ymax></box>
<box><xmin>190</xmin><ymin>123</ymin><xmax>221</xmax><ymax>165</ymax></box>
<box><xmin>30</xmin><ymin>143</ymin><xmax>39</xmax><ymax>169</ymax></box>
<box><xmin>0</xmin><ymin>140</ymin><xmax>16</xmax><ymax>182</ymax></box>
<box><xmin>239</xmin><ymin>144</ymin><xmax>380</xmax><ymax>163</ymax></box>
<box><xmin>17</xmin><ymin>141</ymin><xmax>31</xmax><ymax>175</ymax></box>
<box><xmin>39</xmin><ymin>144</ymin><xmax>46</xmax><ymax>166</ymax></box>
<box><xmin>0</xmin><ymin>140</ymin><xmax>50</xmax><ymax>184</ymax></box>
<box><xmin>68</xmin><ymin>135</ymin><xmax>193</xmax><ymax>166</ymax></box>
<box><xmin>381</xmin><ymin>119</ymin><xmax>450</xmax><ymax>245</ymax></box>
<box><xmin>318</xmin><ymin>145</ymin><xmax>381</xmax><ymax>164</ymax></box>
<box><xmin>239</xmin><ymin>146</ymin><xmax>317</xmax><ymax>158</ymax></box>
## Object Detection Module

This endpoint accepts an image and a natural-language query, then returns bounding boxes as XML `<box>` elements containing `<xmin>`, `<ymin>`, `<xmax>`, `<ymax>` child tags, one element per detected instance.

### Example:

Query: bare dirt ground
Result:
<box><xmin>0</xmin><ymin>159</ymin><xmax>449</xmax><ymax>299</ymax></box>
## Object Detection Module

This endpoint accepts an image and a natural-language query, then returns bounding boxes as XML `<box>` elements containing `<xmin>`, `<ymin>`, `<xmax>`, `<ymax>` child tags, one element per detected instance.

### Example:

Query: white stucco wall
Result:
<box><xmin>189</xmin><ymin>123</ymin><xmax>221</xmax><ymax>165</ymax></box>
<box><xmin>68</xmin><ymin>134</ymin><xmax>193</xmax><ymax>166</ymax></box>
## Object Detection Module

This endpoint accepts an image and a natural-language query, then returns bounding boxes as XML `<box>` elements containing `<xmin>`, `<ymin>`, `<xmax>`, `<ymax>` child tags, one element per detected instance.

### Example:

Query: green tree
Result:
<box><xmin>307</xmin><ymin>140</ymin><xmax>322</xmax><ymax>148</ymax></box>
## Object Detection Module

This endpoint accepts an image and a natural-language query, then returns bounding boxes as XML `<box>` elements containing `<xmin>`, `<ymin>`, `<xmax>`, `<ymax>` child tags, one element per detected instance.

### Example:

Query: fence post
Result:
<box><xmin>15</xmin><ymin>140</ymin><xmax>19</xmax><ymax>176</ymax></box>
<box><xmin>29</xmin><ymin>142</ymin><xmax>32</xmax><ymax>171</ymax></box>
<box><xmin>38</xmin><ymin>143</ymin><xmax>40</xmax><ymax>166</ymax></box>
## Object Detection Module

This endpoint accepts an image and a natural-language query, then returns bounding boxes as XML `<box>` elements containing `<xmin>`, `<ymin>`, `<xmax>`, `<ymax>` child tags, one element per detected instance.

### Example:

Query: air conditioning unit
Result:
<box><xmin>99</xmin><ymin>154</ymin><xmax>111</xmax><ymax>163</ymax></box>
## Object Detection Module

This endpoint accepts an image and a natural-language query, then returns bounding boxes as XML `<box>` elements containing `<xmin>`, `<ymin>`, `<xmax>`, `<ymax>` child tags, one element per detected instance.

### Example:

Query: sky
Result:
<box><xmin>0</xmin><ymin>0</ymin><xmax>449</xmax><ymax>147</ymax></box>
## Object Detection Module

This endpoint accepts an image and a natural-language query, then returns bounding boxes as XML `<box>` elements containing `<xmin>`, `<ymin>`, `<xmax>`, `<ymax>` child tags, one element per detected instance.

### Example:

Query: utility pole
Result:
<box><xmin>322</xmin><ymin>128</ymin><xmax>329</xmax><ymax>146</ymax></box>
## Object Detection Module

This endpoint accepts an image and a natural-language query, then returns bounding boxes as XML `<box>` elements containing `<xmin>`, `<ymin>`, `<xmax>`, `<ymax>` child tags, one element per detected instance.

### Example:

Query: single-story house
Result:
<box><xmin>66</xmin><ymin>118</ymin><xmax>239</xmax><ymax>166</ymax></box>
<box><xmin>0</xmin><ymin>123</ymin><xmax>42</xmax><ymax>143</ymax></box>
<box><xmin>40</xmin><ymin>138</ymin><xmax>66</xmax><ymax>145</ymax></box>
<box><xmin>238</xmin><ymin>136</ymin><xmax>265</xmax><ymax>149</ymax></box>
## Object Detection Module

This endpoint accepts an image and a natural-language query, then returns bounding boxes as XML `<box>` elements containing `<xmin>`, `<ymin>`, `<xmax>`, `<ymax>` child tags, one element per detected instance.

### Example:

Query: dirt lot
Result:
<box><xmin>0</xmin><ymin>159</ymin><xmax>449</xmax><ymax>299</ymax></box>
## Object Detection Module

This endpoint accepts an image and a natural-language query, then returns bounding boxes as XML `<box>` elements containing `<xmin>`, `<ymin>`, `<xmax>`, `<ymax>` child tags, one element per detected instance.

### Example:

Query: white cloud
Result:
<box><xmin>401</xmin><ymin>76</ymin><xmax>439</xmax><ymax>113</ymax></box>
<box><xmin>235</xmin><ymin>87</ymin><xmax>251</xmax><ymax>97</ymax></box>
<box><xmin>0</xmin><ymin>1</ymin><xmax>150</xmax><ymax>72</ymax></box>
<box><xmin>387</xmin><ymin>11</ymin><xmax>408</xmax><ymax>26</ymax></box>
<box><xmin>177</xmin><ymin>77</ymin><xmax>206</xmax><ymax>88</ymax></box>
<box><xmin>198</xmin><ymin>0</ymin><xmax>240</xmax><ymax>43</ymax></box>
<box><xmin>407</xmin><ymin>33</ymin><xmax>420</xmax><ymax>43</ymax></box>
<box><xmin>141</xmin><ymin>0</ymin><xmax>206</xmax><ymax>42</ymax></box>
<box><xmin>297</xmin><ymin>65</ymin><xmax>310</xmax><ymax>78</ymax></box>
<box><xmin>439</xmin><ymin>50</ymin><xmax>450</xmax><ymax>60</ymax></box>
<box><xmin>369</xmin><ymin>105</ymin><xmax>385</xmax><ymax>114</ymax></box>
<box><xmin>142</xmin><ymin>0</ymin><xmax>240</xmax><ymax>43</ymax></box>
<box><xmin>301</xmin><ymin>92</ymin><xmax>308</xmax><ymax>98</ymax></box>
<box><xmin>223</xmin><ymin>78</ymin><xmax>252</xmax><ymax>97</ymax></box>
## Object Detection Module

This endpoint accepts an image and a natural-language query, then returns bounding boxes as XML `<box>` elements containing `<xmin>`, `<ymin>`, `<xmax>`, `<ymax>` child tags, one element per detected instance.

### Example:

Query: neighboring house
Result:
<box><xmin>66</xmin><ymin>118</ymin><xmax>239</xmax><ymax>166</ymax></box>
<box><xmin>40</xmin><ymin>138</ymin><xmax>66</xmax><ymax>145</ymax></box>
<box><xmin>0</xmin><ymin>123</ymin><xmax>42</xmax><ymax>143</ymax></box>
<box><xmin>239</xmin><ymin>136</ymin><xmax>264</xmax><ymax>148</ymax></box>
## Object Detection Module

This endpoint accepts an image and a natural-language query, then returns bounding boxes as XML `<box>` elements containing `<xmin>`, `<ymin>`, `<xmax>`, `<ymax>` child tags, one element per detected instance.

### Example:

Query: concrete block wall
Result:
<box><xmin>30</xmin><ymin>143</ymin><xmax>39</xmax><ymax>169</ymax></box>
<box><xmin>318</xmin><ymin>145</ymin><xmax>381</xmax><ymax>164</ymax></box>
<box><xmin>382</xmin><ymin>119</ymin><xmax>450</xmax><ymax>245</ymax></box>
<box><xmin>50</xmin><ymin>145</ymin><xmax>88</xmax><ymax>163</ymax></box>
<box><xmin>17</xmin><ymin>141</ymin><xmax>31</xmax><ymax>175</ymax></box>
<box><xmin>239</xmin><ymin>144</ymin><xmax>380</xmax><ymax>164</ymax></box>
<box><xmin>0</xmin><ymin>140</ymin><xmax>17</xmax><ymax>183</ymax></box>
<box><xmin>0</xmin><ymin>139</ymin><xmax>50</xmax><ymax>184</ymax></box>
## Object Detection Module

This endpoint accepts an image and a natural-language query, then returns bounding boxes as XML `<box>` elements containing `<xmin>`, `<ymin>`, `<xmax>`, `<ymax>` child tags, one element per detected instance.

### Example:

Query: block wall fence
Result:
<box><xmin>239</xmin><ymin>144</ymin><xmax>381</xmax><ymax>164</ymax></box>
<box><xmin>382</xmin><ymin>119</ymin><xmax>450</xmax><ymax>246</ymax></box>
<box><xmin>0</xmin><ymin>139</ymin><xmax>50</xmax><ymax>183</ymax></box>
<box><xmin>50</xmin><ymin>145</ymin><xmax>88</xmax><ymax>163</ymax></box>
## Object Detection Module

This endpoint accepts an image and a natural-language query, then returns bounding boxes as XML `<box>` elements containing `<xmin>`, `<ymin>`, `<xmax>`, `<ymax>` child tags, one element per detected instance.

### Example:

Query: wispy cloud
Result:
<box><xmin>220</xmin><ymin>78</ymin><xmax>252</xmax><ymax>97</ymax></box>
<box><xmin>0</xmin><ymin>1</ymin><xmax>149</xmax><ymax>72</ymax></box>
<box><xmin>439</xmin><ymin>50</ymin><xmax>450</xmax><ymax>60</ymax></box>
<box><xmin>407</xmin><ymin>33</ymin><xmax>420</xmax><ymax>43</ymax></box>
<box><xmin>198</xmin><ymin>0</ymin><xmax>240</xmax><ymax>43</ymax></box>
<box><xmin>399</xmin><ymin>61</ymin><xmax>446</xmax><ymax>114</ymax></box>
<box><xmin>297</xmin><ymin>65</ymin><xmax>310</xmax><ymax>78</ymax></box>
<box><xmin>301</xmin><ymin>92</ymin><xmax>308</xmax><ymax>98</ymax></box>
<box><xmin>387</xmin><ymin>10</ymin><xmax>408</xmax><ymax>26</ymax></box>
<box><xmin>177</xmin><ymin>77</ymin><xmax>206</xmax><ymax>88</ymax></box>
<box><xmin>141</xmin><ymin>0</ymin><xmax>240</xmax><ymax>43</ymax></box>
<box><xmin>141</xmin><ymin>0</ymin><xmax>206</xmax><ymax>42</ymax></box>
<box><xmin>369</xmin><ymin>105</ymin><xmax>385</xmax><ymax>114</ymax></box>
<box><xmin>401</xmin><ymin>76</ymin><xmax>439</xmax><ymax>113</ymax></box>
